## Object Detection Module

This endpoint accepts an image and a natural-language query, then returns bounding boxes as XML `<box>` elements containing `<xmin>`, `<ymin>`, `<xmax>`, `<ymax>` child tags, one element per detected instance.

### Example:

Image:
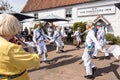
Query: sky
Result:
<box><xmin>7</xmin><ymin>0</ymin><xmax>28</xmax><ymax>12</ymax></box>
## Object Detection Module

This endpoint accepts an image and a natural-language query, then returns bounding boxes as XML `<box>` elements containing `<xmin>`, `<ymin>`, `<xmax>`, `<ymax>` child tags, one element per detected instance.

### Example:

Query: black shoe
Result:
<box><xmin>76</xmin><ymin>46</ymin><xmax>80</xmax><ymax>48</ymax></box>
<box><xmin>78</xmin><ymin>46</ymin><xmax>80</xmax><ymax>48</ymax></box>
<box><xmin>40</xmin><ymin>61</ymin><xmax>43</xmax><ymax>63</ymax></box>
<box><xmin>43</xmin><ymin>60</ymin><xmax>50</xmax><ymax>64</ymax></box>
<box><xmin>84</xmin><ymin>75</ymin><xmax>94</xmax><ymax>79</ymax></box>
<box><xmin>60</xmin><ymin>50</ymin><xmax>64</xmax><ymax>52</ymax></box>
<box><xmin>105</xmin><ymin>56</ymin><xmax>110</xmax><ymax>60</ymax></box>
<box><xmin>92</xmin><ymin>67</ymin><xmax>97</xmax><ymax>75</ymax></box>
<box><xmin>92</xmin><ymin>56</ymin><xmax>97</xmax><ymax>59</ymax></box>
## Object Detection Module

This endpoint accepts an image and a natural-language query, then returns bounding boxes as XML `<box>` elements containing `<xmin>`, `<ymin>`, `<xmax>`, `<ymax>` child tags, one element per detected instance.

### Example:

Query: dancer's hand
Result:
<box><xmin>34</xmin><ymin>42</ymin><xmax>38</xmax><ymax>45</ymax></box>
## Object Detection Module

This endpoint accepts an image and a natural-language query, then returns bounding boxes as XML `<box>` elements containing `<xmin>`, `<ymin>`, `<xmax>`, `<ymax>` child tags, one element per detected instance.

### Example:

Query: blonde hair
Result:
<box><xmin>0</xmin><ymin>13</ymin><xmax>21</xmax><ymax>36</ymax></box>
<box><xmin>86</xmin><ymin>20</ymin><xmax>94</xmax><ymax>29</ymax></box>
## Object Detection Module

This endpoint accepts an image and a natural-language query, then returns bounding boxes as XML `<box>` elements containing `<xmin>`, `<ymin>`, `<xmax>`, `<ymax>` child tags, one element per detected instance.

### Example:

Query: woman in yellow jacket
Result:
<box><xmin>0</xmin><ymin>13</ymin><xmax>40</xmax><ymax>80</ymax></box>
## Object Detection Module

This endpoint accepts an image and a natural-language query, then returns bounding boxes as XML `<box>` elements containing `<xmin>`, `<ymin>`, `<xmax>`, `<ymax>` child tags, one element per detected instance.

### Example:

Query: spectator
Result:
<box><xmin>0</xmin><ymin>13</ymin><xmax>40</xmax><ymax>80</ymax></box>
<box><xmin>47</xmin><ymin>24</ymin><xmax>54</xmax><ymax>39</ymax></box>
<box><xmin>67</xmin><ymin>27</ymin><xmax>73</xmax><ymax>42</ymax></box>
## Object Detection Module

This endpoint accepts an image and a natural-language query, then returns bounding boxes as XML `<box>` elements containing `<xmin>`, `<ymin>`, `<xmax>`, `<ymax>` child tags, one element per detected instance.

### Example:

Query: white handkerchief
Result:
<box><xmin>107</xmin><ymin>45</ymin><xmax>120</xmax><ymax>59</ymax></box>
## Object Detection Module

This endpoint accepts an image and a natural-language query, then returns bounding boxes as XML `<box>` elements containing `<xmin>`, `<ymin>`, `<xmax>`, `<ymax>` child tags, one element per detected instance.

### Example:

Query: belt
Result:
<box><xmin>0</xmin><ymin>70</ymin><xmax>26</xmax><ymax>79</ymax></box>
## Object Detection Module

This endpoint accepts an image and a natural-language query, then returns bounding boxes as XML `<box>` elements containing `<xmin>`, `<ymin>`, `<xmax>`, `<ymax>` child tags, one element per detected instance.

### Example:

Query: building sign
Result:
<box><xmin>77</xmin><ymin>5</ymin><xmax>116</xmax><ymax>16</ymax></box>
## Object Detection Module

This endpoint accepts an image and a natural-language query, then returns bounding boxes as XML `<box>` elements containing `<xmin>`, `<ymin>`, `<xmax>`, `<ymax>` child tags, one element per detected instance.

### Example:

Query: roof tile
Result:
<box><xmin>22</xmin><ymin>0</ymin><xmax>93</xmax><ymax>12</ymax></box>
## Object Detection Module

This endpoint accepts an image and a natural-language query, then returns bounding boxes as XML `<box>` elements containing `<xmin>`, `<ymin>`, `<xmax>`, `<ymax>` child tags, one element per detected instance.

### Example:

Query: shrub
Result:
<box><xmin>33</xmin><ymin>24</ymin><xmax>37</xmax><ymax>29</ymax></box>
<box><xmin>106</xmin><ymin>33</ymin><xmax>117</xmax><ymax>44</ymax></box>
<box><xmin>73</xmin><ymin>22</ymin><xmax>86</xmax><ymax>33</ymax></box>
<box><xmin>116</xmin><ymin>36</ymin><xmax>120</xmax><ymax>45</ymax></box>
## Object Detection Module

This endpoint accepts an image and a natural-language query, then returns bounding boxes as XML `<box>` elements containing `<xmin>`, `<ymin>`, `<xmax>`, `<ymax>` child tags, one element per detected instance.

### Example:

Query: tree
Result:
<box><xmin>0</xmin><ymin>0</ymin><xmax>12</xmax><ymax>10</ymax></box>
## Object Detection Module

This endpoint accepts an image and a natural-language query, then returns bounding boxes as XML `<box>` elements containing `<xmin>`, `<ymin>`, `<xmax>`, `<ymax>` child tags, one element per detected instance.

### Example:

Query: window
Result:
<box><xmin>65</xmin><ymin>8</ymin><xmax>72</xmax><ymax>18</ymax></box>
<box><xmin>34</xmin><ymin>13</ymin><xmax>38</xmax><ymax>19</ymax></box>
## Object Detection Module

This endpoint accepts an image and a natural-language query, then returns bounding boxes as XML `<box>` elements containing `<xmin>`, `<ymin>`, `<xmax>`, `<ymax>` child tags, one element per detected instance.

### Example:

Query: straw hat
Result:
<box><xmin>96</xmin><ymin>22</ymin><xmax>102</xmax><ymax>26</ymax></box>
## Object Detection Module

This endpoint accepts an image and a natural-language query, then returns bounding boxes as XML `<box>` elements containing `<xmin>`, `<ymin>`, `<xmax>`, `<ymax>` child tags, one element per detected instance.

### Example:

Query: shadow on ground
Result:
<box><xmin>28</xmin><ymin>55</ymin><xmax>81</xmax><ymax>72</ymax></box>
<box><xmin>46</xmin><ymin>44</ymin><xmax>56</xmax><ymax>52</ymax></box>
<box><xmin>63</xmin><ymin>48</ymin><xmax>77</xmax><ymax>53</ymax></box>
<box><xmin>94</xmin><ymin>63</ymin><xmax>120</xmax><ymax>80</ymax></box>
<box><xmin>96</xmin><ymin>54</ymin><xmax>114</xmax><ymax>61</ymax></box>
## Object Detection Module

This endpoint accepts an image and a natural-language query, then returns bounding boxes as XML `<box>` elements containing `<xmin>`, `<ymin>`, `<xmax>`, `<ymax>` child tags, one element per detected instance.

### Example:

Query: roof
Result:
<box><xmin>94</xmin><ymin>15</ymin><xmax>110</xmax><ymax>25</ymax></box>
<box><xmin>22</xmin><ymin>0</ymin><xmax>94</xmax><ymax>13</ymax></box>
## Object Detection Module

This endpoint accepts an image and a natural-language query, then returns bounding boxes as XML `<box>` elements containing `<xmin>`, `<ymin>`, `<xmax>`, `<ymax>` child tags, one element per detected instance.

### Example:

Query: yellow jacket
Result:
<box><xmin>0</xmin><ymin>37</ymin><xmax>40</xmax><ymax>80</ymax></box>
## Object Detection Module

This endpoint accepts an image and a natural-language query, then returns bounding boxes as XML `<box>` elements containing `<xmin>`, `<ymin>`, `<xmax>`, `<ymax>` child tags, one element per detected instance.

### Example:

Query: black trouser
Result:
<box><xmin>67</xmin><ymin>34</ymin><xmax>72</xmax><ymax>42</ymax></box>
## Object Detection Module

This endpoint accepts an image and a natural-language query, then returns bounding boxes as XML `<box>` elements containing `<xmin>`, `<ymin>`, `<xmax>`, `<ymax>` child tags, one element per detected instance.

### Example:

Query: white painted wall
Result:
<box><xmin>23</xmin><ymin>0</ymin><xmax>120</xmax><ymax>36</ymax></box>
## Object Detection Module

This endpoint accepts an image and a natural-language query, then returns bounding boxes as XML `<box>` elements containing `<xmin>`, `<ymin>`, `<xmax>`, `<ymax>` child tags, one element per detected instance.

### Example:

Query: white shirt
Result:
<box><xmin>85</xmin><ymin>29</ymin><xmax>101</xmax><ymax>50</ymax></box>
<box><xmin>33</xmin><ymin>28</ymin><xmax>47</xmax><ymax>43</ymax></box>
<box><xmin>97</xmin><ymin>27</ymin><xmax>106</xmax><ymax>44</ymax></box>
<box><xmin>74</xmin><ymin>30</ymin><xmax>81</xmax><ymax>37</ymax></box>
<box><xmin>74</xmin><ymin>30</ymin><xmax>81</xmax><ymax>41</ymax></box>
<box><xmin>50</xmin><ymin>30</ymin><xmax>63</xmax><ymax>42</ymax></box>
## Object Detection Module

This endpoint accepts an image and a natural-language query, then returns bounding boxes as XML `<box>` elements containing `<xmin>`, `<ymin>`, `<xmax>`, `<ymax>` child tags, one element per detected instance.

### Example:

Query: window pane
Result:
<box><xmin>66</xmin><ymin>8</ymin><xmax>72</xmax><ymax>18</ymax></box>
<box><xmin>34</xmin><ymin>13</ymin><xmax>38</xmax><ymax>19</ymax></box>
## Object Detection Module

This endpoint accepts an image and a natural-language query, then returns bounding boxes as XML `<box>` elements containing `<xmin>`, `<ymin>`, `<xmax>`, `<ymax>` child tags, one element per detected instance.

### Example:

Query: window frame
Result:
<box><xmin>65</xmin><ymin>8</ymin><xmax>72</xmax><ymax>18</ymax></box>
<box><xmin>33</xmin><ymin>12</ymin><xmax>38</xmax><ymax>19</ymax></box>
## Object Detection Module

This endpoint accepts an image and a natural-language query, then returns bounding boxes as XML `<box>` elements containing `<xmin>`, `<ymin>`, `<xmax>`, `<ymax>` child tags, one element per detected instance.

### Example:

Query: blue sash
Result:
<box><xmin>36</xmin><ymin>29</ymin><xmax>44</xmax><ymax>41</ymax></box>
<box><xmin>76</xmin><ymin>31</ymin><xmax>80</xmax><ymax>37</ymax></box>
<box><xmin>85</xmin><ymin>42</ymin><xmax>95</xmax><ymax>57</ymax></box>
<box><xmin>55</xmin><ymin>31</ymin><xmax>61</xmax><ymax>40</ymax></box>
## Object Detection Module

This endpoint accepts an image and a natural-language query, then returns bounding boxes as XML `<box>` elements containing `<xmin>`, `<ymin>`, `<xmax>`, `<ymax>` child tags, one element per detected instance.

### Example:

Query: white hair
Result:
<box><xmin>0</xmin><ymin>13</ymin><xmax>21</xmax><ymax>36</ymax></box>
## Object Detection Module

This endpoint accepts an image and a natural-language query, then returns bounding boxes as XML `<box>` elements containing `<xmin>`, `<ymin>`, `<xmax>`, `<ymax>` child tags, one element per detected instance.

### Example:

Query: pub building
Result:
<box><xmin>22</xmin><ymin>0</ymin><xmax>120</xmax><ymax>37</ymax></box>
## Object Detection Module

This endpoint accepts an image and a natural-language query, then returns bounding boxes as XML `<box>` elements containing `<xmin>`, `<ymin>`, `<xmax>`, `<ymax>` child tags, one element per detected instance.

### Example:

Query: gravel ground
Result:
<box><xmin>28</xmin><ymin>43</ymin><xmax>120</xmax><ymax>80</ymax></box>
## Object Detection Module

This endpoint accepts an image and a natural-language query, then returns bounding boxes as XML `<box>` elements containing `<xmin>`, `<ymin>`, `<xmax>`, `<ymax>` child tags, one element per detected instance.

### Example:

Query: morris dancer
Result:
<box><xmin>74</xmin><ymin>27</ymin><xmax>81</xmax><ymax>49</ymax></box>
<box><xmin>50</xmin><ymin>26</ymin><xmax>64</xmax><ymax>53</ymax></box>
<box><xmin>33</xmin><ymin>23</ymin><xmax>49</xmax><ymax>62</ymax></box>
<box><xmin>92</xmin><ymin>22</ymin><xmax>110</xmax><ymax>59</ymax></box>
<box><xmin>82</xmin><ymin>21</ymin><xmax>103</xmax><ymax>79</ymax></box>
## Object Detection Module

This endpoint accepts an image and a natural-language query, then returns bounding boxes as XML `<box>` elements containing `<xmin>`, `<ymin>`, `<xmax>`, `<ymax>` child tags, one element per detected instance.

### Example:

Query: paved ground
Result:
<box><xmin>28</xmin><ymin>42</ymin><xmax>120</xmax><ymax>80</ymax></box>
